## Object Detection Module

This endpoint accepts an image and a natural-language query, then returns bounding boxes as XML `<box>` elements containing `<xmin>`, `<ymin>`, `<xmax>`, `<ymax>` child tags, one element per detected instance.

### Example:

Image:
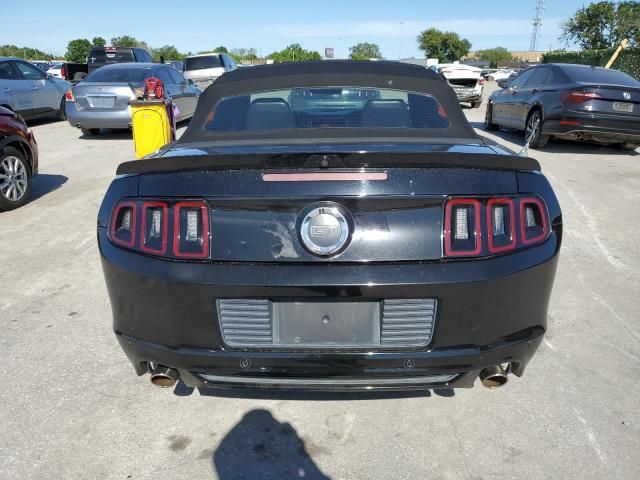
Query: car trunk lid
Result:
<box><xmin>129</xmin><ymin>152</ymin><xmax>532</xmax><ymax>263</ymax></box>
<box><xmin>73</xmin><ymin>83</ymin><xmax>138</xmax><ymax>111</ymax></box>
<box><xmin>568</xmin><ymin>84</ymin><xmax>640</xmax><ymax>119</ymax></box>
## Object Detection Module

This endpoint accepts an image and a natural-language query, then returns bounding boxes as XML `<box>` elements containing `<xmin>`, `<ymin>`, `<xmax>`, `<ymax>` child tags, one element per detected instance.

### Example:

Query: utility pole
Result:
<box><xmin>529</xmin><ymin>0</ymin><xmax>545</xmax><ymax>51</ymax></box>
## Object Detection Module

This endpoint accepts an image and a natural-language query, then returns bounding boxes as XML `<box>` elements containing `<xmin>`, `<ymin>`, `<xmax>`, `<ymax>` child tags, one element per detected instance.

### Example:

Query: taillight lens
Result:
<box><xmin>140</xmin><ymin>202</ymin><xmax>169</xmax><ymax>254</ymax></box>
<box><xmin>444</xmin><ymin>199</ymin><xmax>482</xmax><ymax>257</ymax></box>
<box><xmin>65</xmin><ymin>90</ymin><xmax>74</xmax><ymax>102</ymax></box>
<box><xmin>520</xmin><ymin>197</ymin><xmax>549</xmax><ymax>245</ymax></box>
<box><xmin>486</xmin><ymin>198</ymin><xmax>516</xmax><ymax>253</ymax></box>
<box><xmin>478</xmin><ymin>78</ymin><xmax>485</xmax><ymax>86</ymax></box>
<box><xmin>173</xmin><ymin>201</ymin><xmax>209</xmax><ymax>258</ymax></box>
<box><xmin>110</xmin><ymin>202</ymin><xmax>137</xmax><ymax>248</ymax></box>
<box><xmin>564</xmin><ymin>91</ymin><xmax>602</xmax><ymax>103</ymax></box>
<box><xmin>108</xmin><ymin>199</ymin><xmax>210</xmax><ymax>260</ymax></box>
<box><xmin>444</xmin><ymin>196</ymin><xmax>549</xmax><ymax>258</ymax></box>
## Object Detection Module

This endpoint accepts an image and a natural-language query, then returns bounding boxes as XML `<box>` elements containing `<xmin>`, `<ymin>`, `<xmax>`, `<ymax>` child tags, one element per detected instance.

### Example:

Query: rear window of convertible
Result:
<box><xmin>203</xmin><ymin>87</ymin><xmax>450</xmax><ymax>132</ymax></box>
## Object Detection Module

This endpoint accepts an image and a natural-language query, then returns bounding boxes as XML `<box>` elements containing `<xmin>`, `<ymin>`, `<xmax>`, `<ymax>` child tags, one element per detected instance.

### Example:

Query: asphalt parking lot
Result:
<box><xmin>1</xmin><ymin>85</ymin><xmax>639</xmax><ymax>480</ymax></box>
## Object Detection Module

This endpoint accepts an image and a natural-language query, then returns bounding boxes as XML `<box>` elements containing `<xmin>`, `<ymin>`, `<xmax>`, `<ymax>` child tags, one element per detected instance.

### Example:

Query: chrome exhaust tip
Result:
<box><xmin>150</xmin><ymin>365</ymin><xmax>179</xmax><ymax>388</ymax></box>
<box><xmin>479</xmin><ymin>366</ymin><xmax>509</xmax><ymax>389</ymax></box>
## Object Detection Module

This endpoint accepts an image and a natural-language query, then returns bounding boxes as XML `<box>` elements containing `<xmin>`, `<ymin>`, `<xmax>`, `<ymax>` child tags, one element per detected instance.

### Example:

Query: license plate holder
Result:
<box><xmin>613</xmin><ymin>102</ymin><xmax>634</xmax><ymax>113</ymax></box>
<box><xmin>273</xmin><ymin>301</ymin><xmax>380</xmax><ymax>347</ymax></box>
<box><xmin>88</xmin><ymin>95</ymin><xmax>116</xmax><ymax>109</ymax></box>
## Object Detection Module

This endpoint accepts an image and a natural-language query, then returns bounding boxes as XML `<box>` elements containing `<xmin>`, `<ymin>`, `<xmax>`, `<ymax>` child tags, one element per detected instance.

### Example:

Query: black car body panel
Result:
<box><xmin>489</xmin><ymin>63</ymin><xmax>640</xmax><ymax>146</ymax></box>
<box><xmin>99</xmin><ymin>61</ymin><xmax>562</xmax><ymax>392</ymax></box>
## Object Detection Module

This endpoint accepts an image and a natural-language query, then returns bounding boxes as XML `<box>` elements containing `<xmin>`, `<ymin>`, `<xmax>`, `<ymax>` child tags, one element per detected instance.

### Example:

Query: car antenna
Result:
<box><xmin>518</xmin><ymin>117</ymin><xmax>540</xmax><ymax>157</ymax></box>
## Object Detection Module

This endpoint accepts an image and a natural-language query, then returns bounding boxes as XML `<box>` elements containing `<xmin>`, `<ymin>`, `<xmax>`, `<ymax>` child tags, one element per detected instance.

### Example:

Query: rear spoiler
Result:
<box><xmin>116</xmin><ymin>152</ymin><xmax>541</xmax><ymax>175</ymax></box>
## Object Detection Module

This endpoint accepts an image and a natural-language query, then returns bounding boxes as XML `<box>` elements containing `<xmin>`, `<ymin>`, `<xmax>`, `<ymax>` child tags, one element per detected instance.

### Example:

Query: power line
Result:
<box><xmin>529</xmin><ymin>0</ymin><xmax>545</xmax><ymax>51</ymax></box>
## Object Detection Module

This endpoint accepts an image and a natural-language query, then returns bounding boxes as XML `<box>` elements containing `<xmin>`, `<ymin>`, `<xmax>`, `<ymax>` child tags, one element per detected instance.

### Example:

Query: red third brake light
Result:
<box><xmin>564</xmin><ymin>91</ymin><xmax>602</xmax><ymax>103</ymax></box>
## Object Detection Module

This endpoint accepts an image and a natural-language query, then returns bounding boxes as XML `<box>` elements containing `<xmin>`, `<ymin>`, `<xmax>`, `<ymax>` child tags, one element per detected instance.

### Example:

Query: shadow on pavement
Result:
<box><xmin>212</xmin><ymin>409</ymin><xmax>331</xmax><ymax>480</ymax></box>
<box><xmin>470</xmin><ymin>121</ymin><xmax>639</xmax><ymax>156</ymax></box>
<box><xmin>30</xmin><ymin>174</ymin><xmax>68</xmax><ymax>202</ymax></box>
<box><xmin>173</xmin><ymin>379</ymin><xmax>453</xmax><ymax>401</ymax></box>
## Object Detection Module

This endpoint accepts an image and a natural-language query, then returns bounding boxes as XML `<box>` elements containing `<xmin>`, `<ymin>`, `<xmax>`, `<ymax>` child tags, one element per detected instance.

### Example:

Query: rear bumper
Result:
<box><xmin>66</xmin><ymin>102</ymin><xmax>132</xmax><ymax>130</ymax></box>
<box><xmin>100</xmin><ymin>226</ymin><xmax>561</xmax><ymax>391</ymax></box>
<box><xmin>543</xmin><ymin>112</ymin><xmax>640</xmax><ymax>144</ymax></box>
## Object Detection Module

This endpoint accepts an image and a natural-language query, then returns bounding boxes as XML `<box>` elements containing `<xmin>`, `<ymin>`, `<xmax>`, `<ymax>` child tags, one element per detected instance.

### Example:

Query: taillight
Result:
<box><xmin>108</xmin><ymin>199</ymin><xmax>210</xmax><ymax>260</ymax></box>
<box><xmin>140</xmin><ymin>202</ymin><xmax>169</xmax><ymax>254</ymax></box>
<box><xmin>486</xmin><ymin>198</ymin><xmax>516</xmax><ymax>253</ymax></box>
<box><xmin>60</xmin><ymin>65</ymin><xmax>66</xmax><ymax>78</ymax></box>
<box><xmin>444</xmin><ymin>199</ymin><xmax>482</xmax><ymax>257</ymax></box>
<box><xmin>478</xmin><ymin>78</ymin><xmax>485</xmax><ymax>86</ymax></box>
<box><xmin>173</xmin><ymin>201</ymin><xmax>209</xmax><ymax>258</ymax></box>
<box><xmin>520</xmin><ymin>197</ymin><xmax>549</xmax><ymax>245</ymax></box>
<box><xmin>564</xmin><ymin>91</ymin><xmax>602</xmax><ymax>103</ymax></box>
<box><xmin>110</xmin><ymin>202</ymin><xmax>137</xmax><ymax>248</ymax></box>
<box><xmin>65</xmin><ymin>90</ymin><xmax>74</xmax><ymax>102</ymax></box>
<box><xmin>443</xmin><ymin>196</ymin><xmax>549</xmax><ymax>258</ymax></box>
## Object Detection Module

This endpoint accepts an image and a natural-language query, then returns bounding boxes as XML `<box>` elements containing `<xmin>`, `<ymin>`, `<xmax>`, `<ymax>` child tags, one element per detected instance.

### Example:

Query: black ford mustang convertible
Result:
<box><xmin>98</xmin><ymin>61</ymin><xmax>562</xmax><ymax>392</ymax></box>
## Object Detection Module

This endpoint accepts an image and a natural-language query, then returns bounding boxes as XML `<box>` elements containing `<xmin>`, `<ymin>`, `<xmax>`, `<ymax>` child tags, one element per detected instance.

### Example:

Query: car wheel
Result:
<box><xmin>57</xmin><ymin>97</ymin><xmax>66</xmax><ymax>121</ymax></box>
<box><xmin>81</xmin><ymin>128</ymin><xmax>100</xmax><ymax>136</ymax></box>
<box><xmin>0</xmin><ymin>146</ymin><xmax>32</xmax><ymax>211</ymax></box>
<box><xmin>484</xmin><ymin>102</ymin><xmax>497</xmax><ymax>130</ymax></box>
<box><xmin>525</xmin><ymin>109</ymin><xmax>549</xmax><ymax>149</ymax></box>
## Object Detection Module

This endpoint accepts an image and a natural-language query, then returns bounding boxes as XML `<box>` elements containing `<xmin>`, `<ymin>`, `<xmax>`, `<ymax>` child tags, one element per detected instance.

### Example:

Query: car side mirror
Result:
<box><xmin>497</xmin><ymin>80</ymin><xmax>508</xmax><ymax>89</ymax></box>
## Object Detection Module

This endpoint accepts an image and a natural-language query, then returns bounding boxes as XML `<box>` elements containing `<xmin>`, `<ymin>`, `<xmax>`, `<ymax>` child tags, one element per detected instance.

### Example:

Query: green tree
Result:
<box><xmin>92</xmin><ymin>37</ymin><xmax>106</xmax><ymax>47</ymax></box>
<box><xmin>152</xmin><ymin>45</ymin><xmax>184</xmax><ymax>62</ymax></box>
<box><xmin>213</xmin><ymin>46</ymin><xmax>228</xmax><ymax>53</ymax></box>
<box><xmin>110</xmin><ymin>36</ymin><xmax>139</xmax><ymax>48</ymax></box>
<box><xmin>0</xmin><ymin>44</ymin><xmax>53</xmax><ymax>60</ymax></box>
<box><xmin>268</xmin><ymin>44</ymin><xmax>322</xmax><ymax>62</ymax></box>
<box><xmin>475</xmin><ymin>47</ymin><xmax>514</xmax><ymax>68</ymax></box>
<box><xmin>349</xmin><ymin>42</ymin><xmax>383</xmax><ymax>60</ymax></box>
<box><xmin>561</xmin><ymin>1</ymin><xmax>640</xmax><ymax>49</ymax></box>
<box><xmin>417</xmin><ymin>28</ymin><xmax>471</xmax><ymax>62</ymax></box>
<box><xmin>65</xmin><ymin>38</ymin><xmax>92</xmax><ymax>63</ymax></box>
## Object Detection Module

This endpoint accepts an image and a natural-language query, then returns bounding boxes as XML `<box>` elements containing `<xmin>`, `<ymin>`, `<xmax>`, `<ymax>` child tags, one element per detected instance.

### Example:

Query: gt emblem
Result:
<box><xmin>623</xmin><ymin>92</ymin><xmax>631</xmax><ymax>100</ymax></box>
<box><xmin>310</xmin><ymin>225</ymin><xmax>339</xmax><ymax>238</ymax></box>
<box><xmin>300</xmin><ymin>205</ymin><xmax>350</xmax><ymax>256</ymax></box>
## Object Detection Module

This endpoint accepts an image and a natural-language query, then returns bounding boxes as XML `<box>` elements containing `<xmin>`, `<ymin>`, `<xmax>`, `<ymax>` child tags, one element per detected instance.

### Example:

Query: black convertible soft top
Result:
<box><xmin>179</xmin><ymin>60</ymin><xmax>480</xmax><ymax>144</ymax></box>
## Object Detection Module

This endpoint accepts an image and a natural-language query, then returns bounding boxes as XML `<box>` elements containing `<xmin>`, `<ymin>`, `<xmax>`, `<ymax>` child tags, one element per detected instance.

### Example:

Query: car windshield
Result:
<box><xmin>564</xmin><ymin>66</ymin><xmax>640</xmax><ymax>86</ymax></box>
<box><xmin>204</xmin><ymin>87</ymin><xmax>450</xmax><ymax>132</ymax></box>
<box><xmin>84</xmin><ymin>67</ymin><xmax>151</xmax><ymax>83</ymax></box>
<box><xmin>185</xmin><ymin>55</ymin><xmax>222</xmax><ymax>71</ymax></box>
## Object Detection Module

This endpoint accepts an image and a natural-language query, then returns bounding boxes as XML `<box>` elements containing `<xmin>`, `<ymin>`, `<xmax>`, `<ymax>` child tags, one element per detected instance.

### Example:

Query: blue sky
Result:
<box><xmin>1</xmin><ymin>0</ymin><xmax>590</xmax><ymax>58</ymax></box>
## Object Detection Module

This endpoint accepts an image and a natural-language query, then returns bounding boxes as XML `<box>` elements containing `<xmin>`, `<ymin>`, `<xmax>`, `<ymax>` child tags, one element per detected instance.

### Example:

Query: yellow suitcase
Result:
<box><xmin>130</xmin><ymin>100</ymin><xmax>172</xmax><ymax>159</ymax></box>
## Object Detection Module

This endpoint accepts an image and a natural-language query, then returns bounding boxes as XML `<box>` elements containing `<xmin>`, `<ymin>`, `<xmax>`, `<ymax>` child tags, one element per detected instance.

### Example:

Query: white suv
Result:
<box><xmin>431</xmin><ymin>64</ymin><xmax>484</xmax><ymax>108</ymax></box>
<box><xmin>183</xmin><ymin>53</ymin><xmax>237</xmax><ymax>89</ymax></box>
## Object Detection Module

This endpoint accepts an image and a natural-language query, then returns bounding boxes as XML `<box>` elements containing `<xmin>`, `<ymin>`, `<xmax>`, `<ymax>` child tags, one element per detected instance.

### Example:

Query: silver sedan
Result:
<box><xmin>66</xmin><ymin>63</ymin><xmax>201</xmax><ymax>136</ymax></box>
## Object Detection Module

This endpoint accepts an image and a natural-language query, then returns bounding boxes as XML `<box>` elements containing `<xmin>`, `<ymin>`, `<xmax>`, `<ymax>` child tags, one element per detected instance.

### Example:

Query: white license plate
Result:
<box><xmin>88</xmin><ymin>96</ymin><xmax>116</xmax><ymax>108</ymax></box>
<box><xmin>613</xmin><ymin>102</ymin><xmax>634</xmax><ymax>113</ymax></box>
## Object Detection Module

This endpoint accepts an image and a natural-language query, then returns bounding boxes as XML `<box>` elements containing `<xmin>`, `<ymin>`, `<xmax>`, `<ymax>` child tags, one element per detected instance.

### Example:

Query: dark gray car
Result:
<box><xmin>0</xmin><ymin>57</ymin><xmax>71</xmax><ymax>121</ymax></box>
<box><xmin>66</xmin><ymin>63</ymin><xmax>201</xmax><ymax>136</ymax></box>
<box><xmin>485</xmin><ymin>63</ymin><xmax>640</xmax><ymax>149</ymax></box>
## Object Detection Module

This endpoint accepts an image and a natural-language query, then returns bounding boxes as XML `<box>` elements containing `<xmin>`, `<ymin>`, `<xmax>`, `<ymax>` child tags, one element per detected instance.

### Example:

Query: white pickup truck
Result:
<box><xmin>430</xmin><ymin>64</ymin><xmax>484</xmax><ymax>108</ymax></box>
